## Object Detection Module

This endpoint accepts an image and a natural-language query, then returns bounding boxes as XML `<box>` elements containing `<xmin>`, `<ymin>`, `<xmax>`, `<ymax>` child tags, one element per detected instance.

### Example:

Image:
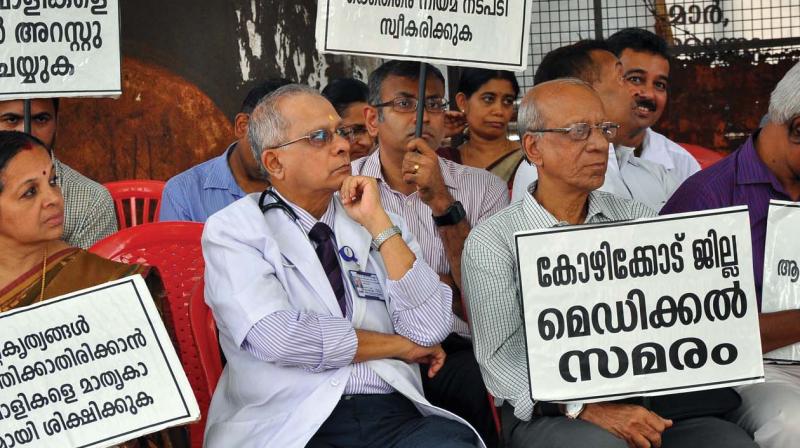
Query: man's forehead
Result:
<box><xmin>280</xmin><ymin>94</ymin><xmax>340</xmax><ymax>128</ymax></box>
<box><xmin>381</xmin><ymin>75</ymin><xmax>444</xmax><ymax>97</ymax></box>
<box><xmin>620</xmin><ymin>49</ymin><xmax>670</xmax><ymax>74</ymax></box>
<box><xmin>0</xmin><ymin>99</ymin><xmax>55</xmax><ymax>115</ymax></box>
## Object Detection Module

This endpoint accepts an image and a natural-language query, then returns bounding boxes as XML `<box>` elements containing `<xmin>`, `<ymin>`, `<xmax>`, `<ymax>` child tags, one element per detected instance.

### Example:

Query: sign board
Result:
<box><xmin>762</xmin><ymin>199</ymin><xmax>800</xmax><ymax>362</ymax></box>
<box><xmin>0</xmin><ymin>1</ymin><xmax>121</xmax><ymax>100</ymax></box>
<box><xmin>315</xmin><ymin>0</ymin><xmax>532</xmax><ymax>71</ymax></box>
<box><xmin>0</xmin><ymin>275</ymin><xmax>199</xmax><ymax>448</ymax></box>
<box><xmin>516</xmin><ymin>207</ymin><xmax>764</xmax><ymax>403</ymax></box>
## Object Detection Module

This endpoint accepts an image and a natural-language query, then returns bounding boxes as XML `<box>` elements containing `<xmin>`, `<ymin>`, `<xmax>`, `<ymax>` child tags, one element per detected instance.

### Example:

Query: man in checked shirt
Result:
<box><xmin>353</xmin><ymin>60</ymin><xmax>509</xmax><ymax>447</ymax></box>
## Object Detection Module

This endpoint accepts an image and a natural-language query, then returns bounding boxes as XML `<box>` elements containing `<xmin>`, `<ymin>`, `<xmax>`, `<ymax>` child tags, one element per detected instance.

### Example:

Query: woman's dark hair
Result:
<box><xmin>0</xmin><ymin>131</ymin><xmax>49</xmax><ymax>193</ymax></box>
<box><xmin>322</xmin><ymin>78</ymin><xmax>370</xmax><ymax>116</ymax></box>
<box><xmin>457</xmin><ymin>68</ymin><xmax>520</xmax><ymax>98</ymax></box>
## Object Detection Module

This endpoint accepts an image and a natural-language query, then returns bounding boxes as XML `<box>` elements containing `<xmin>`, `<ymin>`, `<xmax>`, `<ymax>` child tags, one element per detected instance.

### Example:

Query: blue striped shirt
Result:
<box><xmin>160</xmin><ymin>143</ymin><xmax>246</xmax><ymax>222</ymax></box>
<box><xmin>242</xmin><ymin>191</ymin><xmax>453</xmax><ymax>394</ymax></box>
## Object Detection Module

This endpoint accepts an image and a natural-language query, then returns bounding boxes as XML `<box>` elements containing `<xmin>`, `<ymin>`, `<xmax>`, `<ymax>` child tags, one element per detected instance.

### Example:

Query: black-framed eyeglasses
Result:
<box><xmin>528</xmin><ymin>122</ymin><xmax>620</xmax><ymax>141</ymax></box>
<box><xmin>269</xmin><ymin>126</ymin><xmax>354</xmax><ymax>149</ymax></box>
<box><xmin>371</xmin><ymin>96</ymin><xmax>449</xmax><ymax>114</ymax></box>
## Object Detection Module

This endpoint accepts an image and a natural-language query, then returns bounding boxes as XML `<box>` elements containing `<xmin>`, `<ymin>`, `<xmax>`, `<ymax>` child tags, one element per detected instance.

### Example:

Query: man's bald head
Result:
<box><xmin>519</xmin><ymin>78</ymin><xmax>610</xmax><ymax>194</ymax></box>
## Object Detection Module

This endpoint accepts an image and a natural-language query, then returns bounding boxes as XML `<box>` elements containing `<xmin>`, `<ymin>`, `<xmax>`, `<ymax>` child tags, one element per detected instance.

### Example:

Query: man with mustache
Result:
<box><xmin>351</xmin><ymin>60</ymin><xmax>509</xmax><ymax>447</ymax></box>
<box><xmin>607</xmin><ymin>28</ymin><xmax>701</xmax><ymax>184</ymax></box>
<box><xmin>510</xmin><ymin>41</ymin><xmax>678</xmax><ymax>212</ymax></box>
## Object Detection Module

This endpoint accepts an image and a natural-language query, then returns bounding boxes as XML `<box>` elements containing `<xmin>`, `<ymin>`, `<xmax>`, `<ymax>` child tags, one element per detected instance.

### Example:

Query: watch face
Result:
<box><xmin>566</xmin><ymin>403</ymin><xmax>584</xmax><ymax>417</ymax></box>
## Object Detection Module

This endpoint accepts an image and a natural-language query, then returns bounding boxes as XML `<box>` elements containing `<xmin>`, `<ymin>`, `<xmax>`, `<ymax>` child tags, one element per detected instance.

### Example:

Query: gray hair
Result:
<box><xmin>248</xmin><ymin>83</ymin><xmax>322</xmax><ymax>176</ymax></box>
<box><xmin>767</xmin><ymin>62</ymin><xmax>800</xmax><ymax>125</ymax></box>
<box><xmin>517</xmin><ymin>78</ymin><xmax>593</xmax><ymax>140</ymax></box>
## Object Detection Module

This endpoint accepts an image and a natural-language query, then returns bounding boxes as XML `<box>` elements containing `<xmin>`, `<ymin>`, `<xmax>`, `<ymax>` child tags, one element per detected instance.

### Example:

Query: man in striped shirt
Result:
<box><xmin>463</xmin><ymin>79</ymin><xmax>756</xmax><ymax>448</ymax></box>
<box><xmin>353</xmin><ymin>60</ymin><xmax>508</xmax><ymax>446</ymax></box>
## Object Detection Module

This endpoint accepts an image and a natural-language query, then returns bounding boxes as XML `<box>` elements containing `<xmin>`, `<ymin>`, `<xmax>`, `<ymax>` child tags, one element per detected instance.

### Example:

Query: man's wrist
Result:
<box><xmin>427</xmin><ymin>193</ymin><xmax>455</xmax><ymax>216</ymax></box>
<box><xmin>364</xmin><ymin>213</ymin><xmax>393</xmax><ymax>238</ymax></box>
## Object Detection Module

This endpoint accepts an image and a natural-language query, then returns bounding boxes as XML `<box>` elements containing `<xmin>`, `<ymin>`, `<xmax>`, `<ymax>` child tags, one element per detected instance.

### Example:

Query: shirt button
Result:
<box><xmin>331</xmin><ymin>379</ymin><xmax>339</xmax><ymax>386</ymax></box>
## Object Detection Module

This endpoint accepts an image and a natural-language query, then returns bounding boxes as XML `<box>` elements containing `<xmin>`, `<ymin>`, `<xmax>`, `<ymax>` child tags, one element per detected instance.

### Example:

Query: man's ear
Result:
<box><xmin>234</xmin><ymin>113</ymin><xmax>250</xmax><ymax>140</ymax></box>
<box><xmin>365</xmin><ymin>106</ymin><xmax>380</xmax><ymax>138</ymax></box>
<box><xmin>523</xmin><ymin>133</ymin><xmax>544</xmax><ymax>167</ymax></box>
<box><xmin>790</xmin><ymin>116</ymin><xmax>800</xmax><ymax>144</ymax></box>
<box><xmin>262</xmin><ymin>149</ymin><xmax>284</xmax><ymax>180</ymax></box>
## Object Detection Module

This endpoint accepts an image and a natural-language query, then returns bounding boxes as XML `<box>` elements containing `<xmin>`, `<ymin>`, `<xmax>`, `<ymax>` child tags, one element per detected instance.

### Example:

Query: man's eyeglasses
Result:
<box><xmin>269</xmin><ymin>126</ymin><xmax>356</xmax><ymax>149</ymax></box>
<box><xmin>528</xmin><ymin>122</ymin><xmax>620</xmax><ymax>142</ymax></box>
<box><xmin>371</xmin><ymin>96</ymin><xmax>449</xmax><ymax>114</ymax></box>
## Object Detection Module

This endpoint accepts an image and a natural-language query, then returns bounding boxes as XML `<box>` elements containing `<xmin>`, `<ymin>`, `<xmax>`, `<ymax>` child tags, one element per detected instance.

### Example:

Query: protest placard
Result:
<box><xmin>516</xmin><ymin>206</ymin><xmax>764</xmax><ymax>403</ymax></box>
<box><xmin>762</xmin><ymin>199</ymin><xmax>800</xmax><ymax>362</ymax></box>
<box><xmin>315</xmin><ymin>0</ymin><xmax>532</xmax><ymax>70</ymax></box>
<box><xmin>0</xmin><ymin>275</ymin><xmax>199</xmax><ymax>448</ymax></box>
<box><xmin>0</xmin><ymin>0</ymin><xmax>121</xmax><ymax>100</ymax></box>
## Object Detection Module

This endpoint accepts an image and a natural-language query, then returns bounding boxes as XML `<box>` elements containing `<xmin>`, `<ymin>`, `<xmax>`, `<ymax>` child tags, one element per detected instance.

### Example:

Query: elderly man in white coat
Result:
<box><xmin>201</xmin><ymin>84</ymin><xmax>482</xmax><ymax>448</ymax></box>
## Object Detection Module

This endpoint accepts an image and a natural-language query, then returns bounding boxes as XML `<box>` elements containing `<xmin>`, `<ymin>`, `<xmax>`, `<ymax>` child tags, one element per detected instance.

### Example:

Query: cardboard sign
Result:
<box><xmin>762</xmin><ymin>200</ymin><xmax>800</xmax><ymax>362</ymax></box>
<box><xmin>0</xmin><ymin>275</ymin><xmax>199</xmax><ymax>447</ymax></box>
<box><xmin>315</xmin><ymin>0</ymin><xmax>532</xmax><ymax>70</ymax></box>
<box><xmin>516</xmin><ymin>207</ymin><xmax>764</xmax><ymax>402</ymax></box>
<box><xmin>0</xmin><ymin>1</ymin><xmax>121</xmax><ymax>99</ymax></box>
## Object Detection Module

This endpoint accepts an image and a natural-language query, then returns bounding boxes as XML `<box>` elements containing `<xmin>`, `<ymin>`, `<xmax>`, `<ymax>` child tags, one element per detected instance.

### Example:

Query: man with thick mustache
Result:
<box><xmin>607</xmin><ymin>28</ymin><xmax>700</xmax><ymax>184</ymax></box>
<box><xmin>511</xmin><ymin>40</ymin><xmax>678</xmax><ymax>212</ymax></box>
<box><xmin>352</xmin><ymin>60</ymin><xmax>508</xmax><ymax>447</ymax></box>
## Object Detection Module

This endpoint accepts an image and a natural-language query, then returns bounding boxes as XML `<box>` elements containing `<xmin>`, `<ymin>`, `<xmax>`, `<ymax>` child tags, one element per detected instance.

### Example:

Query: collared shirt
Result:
<box><xmin>159</xmin><ymin>143</ymin><xmax>246</xmax><ymax>222</ymax></box>
<box><xmin>462</xmin><ymin>183</ymin><xmax>656</xmax><ymax>421</ymax></box>
<box><xmin>55</xmin><ymin>158</ymin><xmax>117</xmax><ymax>249</ymax></box>
<box><xmin>242</xmin><ymin>191</ymin><xmax>452</xmax><ymax>395</ymax></box>
<box><xmin>511</xmin><ymin>143</ymin><xmax>678</xmax><ymax>212</ymax></box>
<box><xmin>352</xmin><ymin>149</ymin><xmax>510</xmax><ymax>337</ymax></box>
<box><xmin>661</xmin><ymin>131</ymin><xmax>790</xmax><ymax>307</ymax></box>
<box><xmin>642</xmin><ymin>128</ymin><xmax>701</xmax><ymax>184</ymax></box>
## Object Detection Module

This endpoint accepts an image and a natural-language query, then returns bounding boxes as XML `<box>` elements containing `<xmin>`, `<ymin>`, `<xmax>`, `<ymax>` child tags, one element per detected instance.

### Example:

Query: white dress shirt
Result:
<box><xmin>641</xmin><ymin>128</ymin><xmax>701</xmax><ymax>185</ymax></box>
<box><xmin>511</xmin><ymin>143</ymin><xmax>676</xmax><ymax>212</ymax></box>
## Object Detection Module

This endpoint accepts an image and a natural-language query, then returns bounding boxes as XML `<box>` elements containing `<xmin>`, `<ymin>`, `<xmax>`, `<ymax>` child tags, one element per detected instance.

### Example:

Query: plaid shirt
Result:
<box><xmin>462</xmin><ymin>184</ymin><xmax>655</xmax><ymax>421</ymax></box>
<box><xmin>55</xmin><ymin>158</ymin><xmax>117</xmax><ymax>249</ymax></box>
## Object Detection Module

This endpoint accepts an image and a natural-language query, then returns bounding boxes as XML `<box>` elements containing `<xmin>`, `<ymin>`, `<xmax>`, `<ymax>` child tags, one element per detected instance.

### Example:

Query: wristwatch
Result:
<box><xmin>432</xmin><ymin>201</ymin><xmax>466</xmax><ymax>227</ymax></box>
<box><xmin>564</xmin><ymin>402</ymin><xmax>585</xmax><ymax>419</ymax></box>
<box><xmin>371</xmin><ymin>225</ymin><xmax>402</xmax><ymax>251</ymax></box>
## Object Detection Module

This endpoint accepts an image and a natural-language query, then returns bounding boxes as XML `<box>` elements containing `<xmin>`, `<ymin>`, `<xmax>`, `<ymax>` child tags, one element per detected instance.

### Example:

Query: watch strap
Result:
<box><xmin>371</xmin><ymin>225</ymin><xmax>402</xmax><ymax>251</ymax></box>
<box><xmin>432</xmin><ymin>200</ymin><xmax>466</xmax><ymax>227</ymax></box>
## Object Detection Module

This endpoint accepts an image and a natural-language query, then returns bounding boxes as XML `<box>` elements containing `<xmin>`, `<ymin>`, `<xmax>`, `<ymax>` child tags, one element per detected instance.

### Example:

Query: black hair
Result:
<box><xmin>606</xmin><ymin>28</ymin><xmax>670</xmax><ymax>60</ymax></box>
<box><xmin>0</xmin><ymin>131</ymin><xmax>49</xmax><ymax>193</ymax></box>
<box><xmin>456</xmin><ymin>68</ymin><xmax>520</xmax><ymax>98</ymax></box>
<box><xmin>240</xmin><ymin>78</ymin><xmax>293</xmax><ymax>114</ymax></box>
<box><xmin>321</xmin><ymin>78</ymin><xmax>370</xmax><ymax>116</ymax></box>
<box><xmin>367</xmin><ymin>60</ymin><xmax>445</xmax><ymax>106</ymax></box>
<box><xmin>534</xmin><ymin>40</ymin><xmax>612</xmax><ymax>85</ymax></box>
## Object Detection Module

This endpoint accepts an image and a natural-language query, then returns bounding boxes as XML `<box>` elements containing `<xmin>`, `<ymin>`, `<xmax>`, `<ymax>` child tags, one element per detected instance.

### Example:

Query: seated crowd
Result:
<box><xmin>0</xmin><ymin>28</ymin><xmax>798</xmax><ymax>448</ymax></box>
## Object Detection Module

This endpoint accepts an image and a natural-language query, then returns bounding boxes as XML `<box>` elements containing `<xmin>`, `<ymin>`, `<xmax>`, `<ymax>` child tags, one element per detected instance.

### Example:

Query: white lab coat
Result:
<box><xmin>201</xmin><ymin>193</ymin><xmax>483</xmax><ymax>448</ymax></box>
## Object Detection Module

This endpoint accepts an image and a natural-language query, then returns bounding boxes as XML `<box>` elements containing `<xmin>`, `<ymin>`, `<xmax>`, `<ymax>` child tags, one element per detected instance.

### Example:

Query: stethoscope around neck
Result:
<box><xmin>258</xmin><ymin>188</ymin><xmax>299</xmax><ymax>221</ymax></box>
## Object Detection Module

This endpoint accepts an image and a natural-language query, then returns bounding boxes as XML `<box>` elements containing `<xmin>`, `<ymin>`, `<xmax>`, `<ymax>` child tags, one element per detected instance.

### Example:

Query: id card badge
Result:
<box><xmin>348</xmin><ymin>270</ymin><xmax>384</xmax><ymax>301</ymax></box>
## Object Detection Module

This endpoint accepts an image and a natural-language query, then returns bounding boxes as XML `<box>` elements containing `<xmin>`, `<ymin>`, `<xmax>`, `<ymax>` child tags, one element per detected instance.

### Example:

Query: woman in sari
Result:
<box><xmin>438</xmin><ymin>68</ymin><xmax>523</xmax><ymax>187</ymax></box>
<box><xmin>0</xmin><ymin>130</ymin><xmax>186</xmax><ymax>448</ymax></box>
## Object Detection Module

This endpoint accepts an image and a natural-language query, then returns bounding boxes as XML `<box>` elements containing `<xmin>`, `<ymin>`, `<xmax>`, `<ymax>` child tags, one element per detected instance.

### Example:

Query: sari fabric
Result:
<box><xmin>0</xmin><ymin>248</ymin><xmax>185</xmax><ymax>448</ymax></box>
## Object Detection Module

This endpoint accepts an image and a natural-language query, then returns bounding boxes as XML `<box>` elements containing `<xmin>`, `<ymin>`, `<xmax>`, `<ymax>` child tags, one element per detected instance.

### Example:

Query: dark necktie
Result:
<box><xmin>308</xmin><ymin>222</ymin><xmax>347</xmax><ymax>317</ymax></box>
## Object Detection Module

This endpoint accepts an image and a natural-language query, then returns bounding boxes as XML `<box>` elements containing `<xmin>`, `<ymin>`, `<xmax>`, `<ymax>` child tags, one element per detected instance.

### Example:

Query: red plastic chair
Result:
<box><xmin>104</xmin><ymin>180</ymin><xmax>166</xmax><ymax>229</ymax></box>
<box><xmin>89</xmin><ymin>222</ymin><xmax>207</xmax><ymax>448</ymax></box>
<box><xmin>189</xmin><ymin>278</ymin><xmax>223</xmax><ymax>446</ymax></box>
<box><xmin>678</xmin><ymin>143</ymin><xmax>725</xmax><ymax>170</ymax></box>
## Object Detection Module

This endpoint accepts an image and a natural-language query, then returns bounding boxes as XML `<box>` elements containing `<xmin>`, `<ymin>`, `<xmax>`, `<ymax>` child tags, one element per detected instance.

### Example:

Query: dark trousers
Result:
<box><xmin>420</xmin><ymin>334</ymin><xmax>498</xmax><ymax>448</ymax></box>
<box><xmin>501</xmin><ymin>403</ymin><xmax>758</xmax><ymax>448</ymax></box>
<box><xmin>306</xmin><ymin>393</ymin><xmax>478</xmax><ymax>448</ymax></box>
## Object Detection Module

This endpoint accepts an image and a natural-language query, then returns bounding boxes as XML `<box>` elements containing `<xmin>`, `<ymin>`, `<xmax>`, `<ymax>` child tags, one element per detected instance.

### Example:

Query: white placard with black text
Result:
<box><xmin>762</xmin><ymin>200</ymin><xmax>800</xmax><ymax>362</ymax></box>
<box><xmin>516</xmin><ymin>207</ymin><xmax>764</xmax><ymax>402</ymax></box>
<box><xmin>0</xmin><ymin>275</ymin><xmax>199</xmax><ymax>447</ymax></box>
<box><xmin>316</xmin><ymin>0</ymin><xmax>532</xmax><ymax>71</ymax></box>
<box><xmin>0</xmin><ymin>1</ymin><xmax>121</xmax><ymax>99</ymax></box>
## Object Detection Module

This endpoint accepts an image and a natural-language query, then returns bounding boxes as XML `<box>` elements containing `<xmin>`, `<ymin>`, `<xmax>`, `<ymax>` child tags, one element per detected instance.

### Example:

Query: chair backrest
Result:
<box><xmin>104</xmin><ymin>180</ymin><xmax>166</xmax><ymax>229</ymax></box>
<box><xmin>89</xmin><ymin>221</ymin><xmax>207</xmax><ymax>448</ymax></box>
<box><xmin>189</xmin><ymin>279</ymin><xmax>223</xmax><ymax>446</ymax></box>
<box><xmin>678</xmin><ymin>143</ymin><xmax>725</xmax><ymax>170</ymax></box>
